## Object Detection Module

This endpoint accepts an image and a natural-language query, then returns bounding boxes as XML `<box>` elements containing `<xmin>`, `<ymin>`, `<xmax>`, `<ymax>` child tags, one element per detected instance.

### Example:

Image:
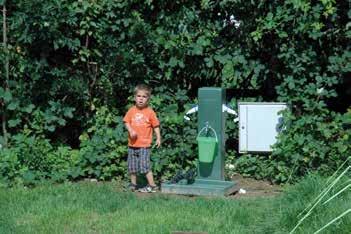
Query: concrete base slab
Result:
<box><xmin>161</xmin><ymin>179</ymin><xmax>238</xmax><ymax>197</ymax></box>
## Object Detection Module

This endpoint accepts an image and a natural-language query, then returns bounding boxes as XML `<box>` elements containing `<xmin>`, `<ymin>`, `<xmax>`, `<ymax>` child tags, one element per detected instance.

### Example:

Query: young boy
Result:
<box><xmin>123</xmin><ymin>84</ymin><xmax>161</xmax><ymax>193</ymax></box>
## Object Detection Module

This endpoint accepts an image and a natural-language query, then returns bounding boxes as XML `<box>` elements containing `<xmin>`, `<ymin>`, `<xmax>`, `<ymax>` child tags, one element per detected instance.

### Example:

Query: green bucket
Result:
<box><xmin>196</xmin><ymin>125</ymin><xmax>218</xmax><ymax>163</ymax></box>
<box><xmin>197</xmin><ymin>136</ymin><xmax>218</xmax><ymax>163</ymax></box>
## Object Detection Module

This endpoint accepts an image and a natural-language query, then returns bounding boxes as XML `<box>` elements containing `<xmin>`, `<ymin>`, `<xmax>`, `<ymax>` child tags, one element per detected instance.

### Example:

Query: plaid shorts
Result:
<box><xmin>127</xmin><ymin>147</ymin><xmax>151</xmax><ymax>174</ymax></box>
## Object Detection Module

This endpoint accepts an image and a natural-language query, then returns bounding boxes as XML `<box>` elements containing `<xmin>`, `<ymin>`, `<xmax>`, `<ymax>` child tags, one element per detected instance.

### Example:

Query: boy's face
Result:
<box><xmin>134</xmin><ymin>90</ymin><xmax>150</xmax><ymax>109</ymax></box>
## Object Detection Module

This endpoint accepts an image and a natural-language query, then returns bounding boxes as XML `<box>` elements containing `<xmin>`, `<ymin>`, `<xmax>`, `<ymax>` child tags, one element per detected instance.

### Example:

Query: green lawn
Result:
<box><xmin>1</xmin><ymin>175</ymin><xmax>350</xmax><ymax>234</ymax></box>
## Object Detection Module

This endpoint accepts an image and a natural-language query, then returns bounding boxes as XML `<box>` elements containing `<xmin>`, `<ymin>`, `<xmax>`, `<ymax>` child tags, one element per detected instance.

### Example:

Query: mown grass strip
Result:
<box><xmin>0</xmin><ymin>175</ymin><xmax>350</xmax><ymax>234</ymax></box>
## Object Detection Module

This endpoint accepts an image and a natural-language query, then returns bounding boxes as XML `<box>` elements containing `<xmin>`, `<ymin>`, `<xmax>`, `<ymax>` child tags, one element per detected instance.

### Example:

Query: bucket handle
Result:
<box><xmin>197</xmin><ymin>125</ymin><xmax>218</xmax><ymax>142</ymax></box>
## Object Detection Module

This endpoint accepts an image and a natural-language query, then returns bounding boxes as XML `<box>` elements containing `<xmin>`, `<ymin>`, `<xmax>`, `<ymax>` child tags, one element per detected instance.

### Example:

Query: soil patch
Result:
<box><xmin>228</xmin><ymin>174</ymin><xmax>283</xmax><ymax>199</ymax></box>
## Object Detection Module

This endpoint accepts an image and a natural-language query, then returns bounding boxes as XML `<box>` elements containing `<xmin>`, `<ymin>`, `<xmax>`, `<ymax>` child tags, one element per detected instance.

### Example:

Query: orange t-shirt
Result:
<box><xmin>123</xmin><ymin>106</ymin><xmax>160</xmax><ymax>147</ymax></box>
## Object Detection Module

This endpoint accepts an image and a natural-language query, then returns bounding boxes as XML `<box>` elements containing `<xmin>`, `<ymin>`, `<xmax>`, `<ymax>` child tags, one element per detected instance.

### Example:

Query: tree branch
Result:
<box><xmin>2</xmin><ymin>2</ymin><xmax>9</xmax><ymax>147</ymax></box>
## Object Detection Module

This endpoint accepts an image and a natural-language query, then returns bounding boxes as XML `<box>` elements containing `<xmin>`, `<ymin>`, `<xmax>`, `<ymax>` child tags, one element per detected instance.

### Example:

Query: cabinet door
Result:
<box><xmin>239</xmin><ymin>102</ymin><xmax>286</xmax><ymax>153</ymax></box>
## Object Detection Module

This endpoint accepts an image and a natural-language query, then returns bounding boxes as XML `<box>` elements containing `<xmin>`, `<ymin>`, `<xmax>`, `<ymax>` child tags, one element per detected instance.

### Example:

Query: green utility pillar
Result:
<box><xmin>161</xmin><ymin>87</ymin><xmax>237</xmax><ymax>196</ymax></box>
<box><xmin>197</xmin><ymin>87</ymin><xmax>225</xmax><ymax>180</ymax></box>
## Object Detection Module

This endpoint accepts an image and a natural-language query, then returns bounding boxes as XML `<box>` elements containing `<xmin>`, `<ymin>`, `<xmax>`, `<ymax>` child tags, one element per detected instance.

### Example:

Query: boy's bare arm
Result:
<box><xmin>154</xmin><ymin>126</ymin><xmax>161</xmax><ymax>148</ymax></box>
<box><xmin>125</xmin><ymin>123</ymin><xmax>137</xmax><ymax>139</ymax></box>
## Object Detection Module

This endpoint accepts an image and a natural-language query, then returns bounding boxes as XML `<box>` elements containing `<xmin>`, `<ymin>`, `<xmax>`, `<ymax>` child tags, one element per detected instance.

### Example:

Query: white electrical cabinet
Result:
<box><xmin>238</xmin><ymin>102</ymin><xmax>287</xmax><ymax>153</ymax></box>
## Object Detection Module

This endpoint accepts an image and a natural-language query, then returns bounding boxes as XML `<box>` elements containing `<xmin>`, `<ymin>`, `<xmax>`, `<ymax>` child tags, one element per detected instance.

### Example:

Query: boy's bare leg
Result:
<box><xmin>145</xmin><ymin>171</ymin><xmax>156</xmax><ymax>187</ymax></box>
<box><xmin>130</xmin><ymin>173</ymin><xmax>137</xmax><ymax>185</ymax></box>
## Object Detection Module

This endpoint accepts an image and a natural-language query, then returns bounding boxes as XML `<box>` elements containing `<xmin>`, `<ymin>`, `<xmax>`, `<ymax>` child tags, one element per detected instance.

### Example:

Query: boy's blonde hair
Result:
<box><xmin>134</xmin><ymin>84</ymin><xmax>152</xmax><ymax>96</ymax></box>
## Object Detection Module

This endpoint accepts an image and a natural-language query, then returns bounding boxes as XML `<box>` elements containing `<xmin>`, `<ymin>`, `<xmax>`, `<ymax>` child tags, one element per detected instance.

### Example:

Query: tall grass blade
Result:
<box><xmin>290</xmin><ymin>166</ymin><xmax>350</xmax><ymax>234</ymax></box>
<box><xmin>322</xmin><ymin>182</ymin><xmax>351</xmax><ymax>205</ymax></box>
<box><xmin>297</xmin><ymin>157</ymin><xmax>350</xmax><ymax>218</ymax></box>
<box><xmin>313</xmin><ymin>209</ymin><xmax>351</xmax><ymax>234</ymax></box>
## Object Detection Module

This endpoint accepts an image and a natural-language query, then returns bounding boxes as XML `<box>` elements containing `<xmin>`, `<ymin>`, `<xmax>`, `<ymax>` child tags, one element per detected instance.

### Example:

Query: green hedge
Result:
<box><xmin>0</xmin><ymin>0</ymin><xmax>350</xmax><ymax>186</ymax></box>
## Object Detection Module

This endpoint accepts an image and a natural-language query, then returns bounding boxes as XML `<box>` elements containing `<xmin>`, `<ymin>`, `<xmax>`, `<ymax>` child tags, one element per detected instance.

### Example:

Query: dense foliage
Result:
<box><xmin>0</xmin><ymin>0</ymin><xmax>350</xmax><ymax>186</ymax></box>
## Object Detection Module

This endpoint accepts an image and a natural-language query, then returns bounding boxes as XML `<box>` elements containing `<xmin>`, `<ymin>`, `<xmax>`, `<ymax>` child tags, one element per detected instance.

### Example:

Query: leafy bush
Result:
<box><xmin>48</xmin><ymin>146</ymin><xmax>80</xmax><ymax>182</ymax></box>
<box><xmin>149</xmin><ymin>88</ymin><xmax>198</xmax><ymax>182</ymax></box>
<box><xmin>71</xmin><ymin>106</ymin><xmax>128</xmax><ymax>181</ymax></box>
<box><xmin>0</xmin><ymin>148</ymin><xmax>25</xmax><ymax>186</ymax></box>
<box><xmin>269</xmin><ymin>109</ymin><xmax>351</xmax><ymax>183</ymax></box>
<box><xmin>0</xmin><ymin>0</ymin><xmax>349</xmax><ymax>185</ymax></box>
<box><xmin>0</xmin><ymin>134</ymin><xmax>77</xmax><ymax>186</ymax></box>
